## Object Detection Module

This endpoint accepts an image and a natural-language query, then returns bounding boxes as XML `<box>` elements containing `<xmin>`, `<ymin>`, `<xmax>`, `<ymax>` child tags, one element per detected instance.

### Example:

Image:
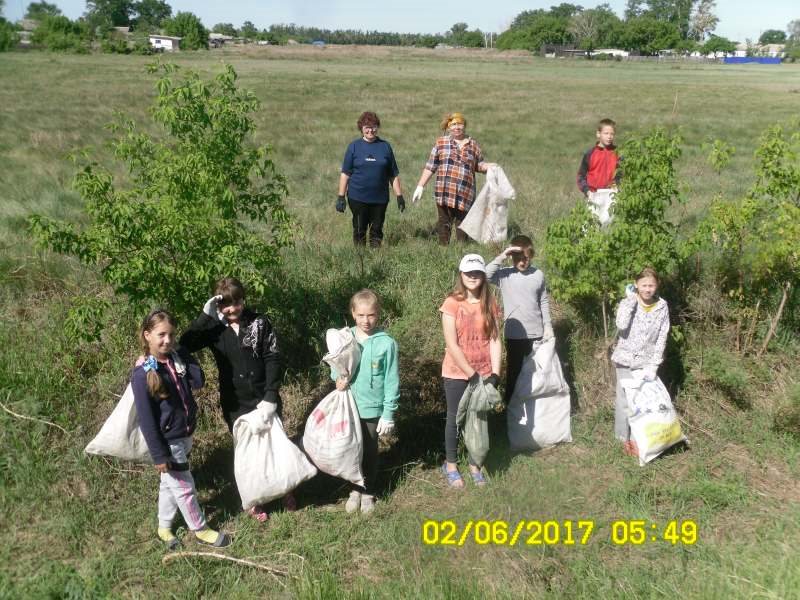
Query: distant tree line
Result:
<box><xmin>1</xmin><ymin>0</ymin><xmax>798</xmax><ymax>59</ymax></box>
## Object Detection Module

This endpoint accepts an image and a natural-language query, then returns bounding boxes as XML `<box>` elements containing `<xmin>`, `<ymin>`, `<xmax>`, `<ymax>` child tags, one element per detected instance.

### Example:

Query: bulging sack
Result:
<box><xmin>301</xmin><ymin>327</ymin><xmax>365</xmax><ymax>486</ymax></box>
<box><xmin>233</xmin><ymin>402</ymin><xmax>317</xmax><ymax>510</ymax></box>
<box><xmin>84</xmin><ymin>383</ymin><xmax>152</xmax><ymax>463</ymax></box>
<box><xmin>458</xmin><ymin>165</ymin><xmax>516</xmax><ymax>244</ymax></box>
<box><xmin>507</xmin><ymin>340</ymin><xmax>572</xmax><ymax>451</ymax></box>
<box><xmin>587</xmin><ymin>188</ymin><xmax>616</xmax><ymax>226</ymax></box>
<box><xmin>622</xmin><ymin>375</ymin><xmax>687</xmax><ymax>466</ymax></box>
<box><xmin>302</xmin><ymin>389</ymin><xmax>364</xmax><ymax>486</ymax></box>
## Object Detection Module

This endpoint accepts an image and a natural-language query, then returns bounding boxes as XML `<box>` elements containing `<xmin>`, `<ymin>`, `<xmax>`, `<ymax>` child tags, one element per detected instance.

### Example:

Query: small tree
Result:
<box><xmin>759</xmin><ymin>29</ymin><xmax>786</xmax><ymax>45</ymax></box>
<box><xmin>545</xmin><ymin>128</ymin><xmax>683</xmax><ymax>338</ymax></box>
<box><xmin>703</xmin><ymin>34</ymin><xmax>736</xmax><ymax>55</ymax></box>
<box><xmin>692</xmin><ymin>121</ymin><xmax>800</xmax><ymax>354</ymax></box>
<box><xmin>25</xmin><ymin>1</ymin><xmax>62</xmax><ymax>19</ymax></box>
<box><xmin>30</xmin><ymin>63</ymin><xmax>294</xmax><ymax>339</ymax></box>
<box><xmin>163</xmin><ymin>11</ymin><xmax>207</xmax><ymax>49</ymax></box>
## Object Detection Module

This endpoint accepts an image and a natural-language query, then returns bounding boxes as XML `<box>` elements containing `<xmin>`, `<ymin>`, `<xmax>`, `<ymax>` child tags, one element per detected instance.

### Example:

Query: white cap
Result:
<box><xmin>458</xmin><ymin>254</ymin><xmax>486</xmax><ymax>273</ymax></box>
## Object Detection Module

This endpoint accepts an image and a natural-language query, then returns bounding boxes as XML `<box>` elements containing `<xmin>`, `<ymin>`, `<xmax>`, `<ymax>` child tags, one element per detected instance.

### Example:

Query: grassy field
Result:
<box><xmin>1</xmin><ymin>46</ymin><xmax>799</xmax><ymax>599</ymax></box>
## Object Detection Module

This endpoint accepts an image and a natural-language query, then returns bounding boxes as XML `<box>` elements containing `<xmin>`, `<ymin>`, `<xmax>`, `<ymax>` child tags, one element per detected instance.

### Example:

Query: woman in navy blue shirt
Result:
<box><xmin>336</xmin><ymin>112</ymin><xmax>405</xmax><ymax>247</ymax></box>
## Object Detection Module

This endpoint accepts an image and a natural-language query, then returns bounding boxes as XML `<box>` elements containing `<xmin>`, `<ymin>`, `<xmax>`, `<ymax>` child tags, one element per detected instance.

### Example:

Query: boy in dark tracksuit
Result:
<box><xmin>181</xmin><ymin>278</ymin><xmax>281</xmax><ymax>430</ymax></box>
<box><xmin>576</xmin><ymin>118</ymin><xmax>620</xmax><ymax>196</ymax></box>
<box><xmin>180</xmin><ymin>277</ymin><xmax>291</xmax><ymax>520</ymax></box>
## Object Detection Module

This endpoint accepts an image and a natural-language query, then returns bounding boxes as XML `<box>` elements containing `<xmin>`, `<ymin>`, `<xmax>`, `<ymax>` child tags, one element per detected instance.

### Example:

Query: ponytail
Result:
<box><xmin>139</xmin><ymin>309</ymin><xmax>176</xmax><ymax>400</ymax></box>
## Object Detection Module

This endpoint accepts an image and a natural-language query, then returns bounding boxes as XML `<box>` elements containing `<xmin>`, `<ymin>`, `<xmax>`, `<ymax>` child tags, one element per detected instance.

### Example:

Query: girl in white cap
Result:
<box><xmin>438</xmin><ymin>254</ymin><xmax>501</xmax><ymax>487</ymax></box>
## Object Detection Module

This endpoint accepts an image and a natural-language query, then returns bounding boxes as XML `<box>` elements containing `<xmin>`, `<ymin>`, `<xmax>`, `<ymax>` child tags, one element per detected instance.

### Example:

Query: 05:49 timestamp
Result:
<box><xmin>611</xmin><ymin>519</ymin><xmax>697</xmax><ymax>545</ymax></box>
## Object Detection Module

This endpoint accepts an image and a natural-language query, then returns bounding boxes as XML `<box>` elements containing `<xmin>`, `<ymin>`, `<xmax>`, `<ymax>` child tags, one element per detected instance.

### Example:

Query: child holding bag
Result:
<box><xmin>333</xmin><ymin>289</ymin><xmax>400</xmax><ymax>514</ymax></box>
<box><xmin>610</xmin><ymin>267</ymin><xmax>670</xmax><ymax>456</ymax></box>
<box><xmin>132</xmin><ymin>309</ymin><xmax>230</xmax><ymax>549</ymax></box>
<box><xmin>439</xmin><ymin>254</ymin><xmax>501</xmax><ymax>487</ymax></box>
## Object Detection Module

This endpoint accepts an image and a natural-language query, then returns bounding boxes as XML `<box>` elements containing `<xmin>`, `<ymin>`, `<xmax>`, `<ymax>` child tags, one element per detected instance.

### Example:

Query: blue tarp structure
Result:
<box><xmin>723</xmin><ymin>57</ymin><xmax>781</xmax><ymax>64</ymax></box>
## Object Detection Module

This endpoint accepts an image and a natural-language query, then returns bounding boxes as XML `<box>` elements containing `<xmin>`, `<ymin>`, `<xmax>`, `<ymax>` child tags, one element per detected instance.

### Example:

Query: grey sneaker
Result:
<box><xmin>360</xmin><ymin>495</ymin><xmax>375</xmax><ymax>514</ymax></box>
<box><xmin>345</xmin><ymin>491</ymin><xmax>361</xmax><ymax>513</ymax></box>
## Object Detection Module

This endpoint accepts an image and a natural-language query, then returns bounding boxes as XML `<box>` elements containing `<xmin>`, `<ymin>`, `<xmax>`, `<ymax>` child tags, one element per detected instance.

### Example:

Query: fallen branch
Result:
<box><xmin>162</xmin><ymin>551</ymin><xmax>291</xmax><ymax>582</ymax></box>
<box><xmin>678</xmin><ymin>416</ymin><xmax>716</xmax><ymax>441</ymax></box>
<box><xmin>0</xmin><ymin>393</ymin><xmax>68</xmax><ymax>434</ymax></box>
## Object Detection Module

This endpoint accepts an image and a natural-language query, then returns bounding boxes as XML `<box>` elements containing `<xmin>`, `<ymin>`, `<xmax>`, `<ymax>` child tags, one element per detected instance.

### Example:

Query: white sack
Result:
<box><xmin>301</xmin><ymin>327</ymin><xmax>365</xmax><ymax>486</ymax></box>
<box><xmin>233</xmin><ymin>401</ymin><xmax>317</xmax><ymax>510</ymax></box>
<box><xmin>587</xmin><ymin>188</ymin><xmax>616</xmax><ymax>226</ymax></box>
<box><xmin>622</xmin><ymin>375</ymin><xmax>687</xmax><ymax>466</ymax></box>
<box><xmin>84</xmin><ymin>383</ymin><xmax>152</xmax><ymax>463</ymax></box>
<box><xmin>507</xmin><ymin>339</ymin><xmax>572</xmax><ymax>451</ymax></box>
<box><xmin>458</xmin><ymin>165</ymin><xmax>516</xmax><ymax>244</ymax></box>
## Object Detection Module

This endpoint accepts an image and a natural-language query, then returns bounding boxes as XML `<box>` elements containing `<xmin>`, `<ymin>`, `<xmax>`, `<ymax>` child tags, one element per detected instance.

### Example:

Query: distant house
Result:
<box><xmin>593</xmin><ymin>48</ymin><xmax>629</xmax><ymax>58</ymax></box>
<box><xmin>148</xmin><ymin>34</ymin><xmax>181</xmax><ymax>52</ymax></box>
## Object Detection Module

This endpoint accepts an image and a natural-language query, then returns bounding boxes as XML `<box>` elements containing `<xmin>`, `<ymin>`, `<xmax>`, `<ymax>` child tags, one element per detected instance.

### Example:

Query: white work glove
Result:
<box><xmin>376</xmin><ymin>418</ymin><xmax>395</xmax><ymax>436</ymax></box>
<box><xmin>543</xmin><ymin>324</ymin><xmax>554</xmax><ymax>341</ymax></box>
<box><xmin>260</xmin><ymin>401</ymin><xmax>277</xmax><ymax>419</ymax></box>
<box><xmin>203</xmin><ymin>295</ymin><xmax>225</xmax><ymax>321</ymax></box>
<box><xmin>412</xmin><ymin>185</ymin><xmax>424</xmax><ymax>204</ymax></box>
<box><xmin>642</xmin><ymin>366</ymin><xmax>658</xmax><ymax>382</ymax></box>
<box><xmin>625</xmin><ymin>283</ymin><xmax>636</xmax><ymax>299</ymax></box>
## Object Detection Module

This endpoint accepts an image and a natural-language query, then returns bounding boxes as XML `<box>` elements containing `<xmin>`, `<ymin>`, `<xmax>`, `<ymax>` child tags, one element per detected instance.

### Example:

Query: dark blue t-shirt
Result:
<box><xmin>341</xmin><ymin>137</ymin><xmax>400</xmax><ymax>205</ymax></box>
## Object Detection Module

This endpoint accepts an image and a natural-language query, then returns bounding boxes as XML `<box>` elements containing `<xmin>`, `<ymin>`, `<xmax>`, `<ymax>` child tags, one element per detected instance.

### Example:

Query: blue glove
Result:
<box><xmin>336</xmin><ymin>195</ymin><xmax>346</xmax><ymax>213</ymax></box>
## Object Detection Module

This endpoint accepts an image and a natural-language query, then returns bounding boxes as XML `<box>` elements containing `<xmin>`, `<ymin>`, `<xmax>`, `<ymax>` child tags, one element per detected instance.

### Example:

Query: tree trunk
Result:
<box><xmin>758</xmin><ymin>282</ymin><xmax>791</xmax><ymax>357</ymax></box>
<box><xmin>743</xmin><ymin>298</ymin><xmax>761</xmax><ymax>355</ymax></box>
<box><xmin>601</xmin><ymin>297</ymin><xmax>608</xmax><ymax>342</ymax></box>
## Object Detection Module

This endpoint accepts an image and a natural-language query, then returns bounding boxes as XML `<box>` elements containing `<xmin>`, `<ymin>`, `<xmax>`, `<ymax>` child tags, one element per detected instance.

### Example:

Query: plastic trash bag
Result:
<box><xmin>587</xmin><ymin>188</ymin><xmax>616</xmax><ymax>226</ymax></box>
<box><xmin>622</xmin><ymin>374</ymin><xmax>687</xmax><ymax>466</ymax></box>
<box><xmin>457</xmin><ymin>378</ymin><xmax>501</xmax><ymax>468</ymax></box>
<box><xmin>302</xmin><ymin>328</ymin><xmax>365</xmax><ymax>487</ymax></box>
<box><xmin>507</xmin><ymin>339</ymin><xmax>572</xmax><ymax>451</ymax></box>
<box><xmin>233</xmin><ymin>401</ymin><xmax>317</xmax><ymax>510</ymax></box>
<box><xmin>458</xmin><ymin>165</ymin><xmax>516</xmax><ymax>244</ymax></box>
<box><xmin>84</xmin><ymin>383</ymin><xmax>152</xmax><ymax>463</ymax></box>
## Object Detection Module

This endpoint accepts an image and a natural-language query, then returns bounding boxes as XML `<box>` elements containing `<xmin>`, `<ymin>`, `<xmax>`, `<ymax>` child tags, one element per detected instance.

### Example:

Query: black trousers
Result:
<box><xmin>354</xmin><ymin>417</ymin><xmax>380</xmax><ymax>495</ymax></box>
<box><xmin>504</xmin><ymin>338</ymin><xmax>537</xmax><ymax>403</ymax></box>
<box><xmin>349</xmin><ymin>198</ymin><xmax>388</xmax><ymax>247</ymax></box>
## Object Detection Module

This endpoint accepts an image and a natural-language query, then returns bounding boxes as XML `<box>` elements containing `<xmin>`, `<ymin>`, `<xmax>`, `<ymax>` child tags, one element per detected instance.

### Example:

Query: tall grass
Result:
<box><xmin>1</xmin><ymin>48</ymin><xmax>799</xmax><ymax>598</ymax></box>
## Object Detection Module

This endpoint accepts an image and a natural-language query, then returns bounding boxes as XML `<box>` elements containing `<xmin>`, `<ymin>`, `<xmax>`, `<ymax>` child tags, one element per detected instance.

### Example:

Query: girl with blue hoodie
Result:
<box><xmin>334</xmin><ymin>289</ymin><xmax>400</xmax><ymax>514</ymax></box>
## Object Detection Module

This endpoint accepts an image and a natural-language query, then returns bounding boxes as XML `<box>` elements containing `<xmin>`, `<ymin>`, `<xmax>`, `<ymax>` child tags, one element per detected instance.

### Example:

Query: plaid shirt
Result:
<box><xmin>425</xmin><ymin>136</ymin><xmax>484</xmax><ymax>211</ymax></box>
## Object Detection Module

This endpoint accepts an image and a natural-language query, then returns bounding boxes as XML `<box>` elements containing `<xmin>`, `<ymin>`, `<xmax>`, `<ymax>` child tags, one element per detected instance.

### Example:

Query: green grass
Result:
<box><xmin>1</xmin><ymin>47</ymin><xmax>799</xmax><ymax>598</ymax></box>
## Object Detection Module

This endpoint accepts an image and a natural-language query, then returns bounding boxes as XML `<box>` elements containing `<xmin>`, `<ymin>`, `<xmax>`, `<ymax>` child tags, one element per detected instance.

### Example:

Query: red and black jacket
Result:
<box><xmin>577</xmin><ymin>144</ymin><xmax>620</xmax><ymax>194</ymax></box>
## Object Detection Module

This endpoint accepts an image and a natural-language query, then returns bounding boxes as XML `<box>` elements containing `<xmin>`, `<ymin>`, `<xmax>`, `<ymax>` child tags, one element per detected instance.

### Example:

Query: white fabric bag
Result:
<box><xmin>84</xmin><ymin>383</ymin><xmax>152</xmax><ymax>463</ymax></box>
<box><xmin>507</xmin><ymin>339</ymin><xmax>572</xmax><ymax>451</ymax></box>
<box><xmin>301</xmin><ymin>328</ymin><xmax>365</xmax><ymax>487</ymax></box>
<box><xmin>622</xmin><ymin>374</ymin><xmax>687</xmax><ymax>466</ymax></box>
<box><xmin>458</xmin><ymin>165</ymin><xmax>516</xmax><ymax>244</ymax></box>
<box><xmin>587</xmin><ymin>188</ymin><xmax>616</xmax><ymax>225</ymax></box>
<box><xmin>233</xmin><ymin>401</ymin><xmax>317</xmax><ymax>510</ymax></box>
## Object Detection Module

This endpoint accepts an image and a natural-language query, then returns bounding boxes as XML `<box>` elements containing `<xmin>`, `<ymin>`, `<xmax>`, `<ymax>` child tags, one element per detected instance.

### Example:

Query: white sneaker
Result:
<box><xmin>360</xmin><ymin>495</ymin><xmax>375</xmax><ymax>514</ymax></box>
<box><xmin>345</xmin><ymin>491</ymin><xmax>361</xmax><ymax>513</ymax></box>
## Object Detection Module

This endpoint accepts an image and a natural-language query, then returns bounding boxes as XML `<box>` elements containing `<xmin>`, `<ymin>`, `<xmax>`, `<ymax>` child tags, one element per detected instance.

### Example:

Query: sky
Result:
<box><xmin>3</xmin><ymin>1</ymin><xmax>798</xmax><ymax>43</ymax></box>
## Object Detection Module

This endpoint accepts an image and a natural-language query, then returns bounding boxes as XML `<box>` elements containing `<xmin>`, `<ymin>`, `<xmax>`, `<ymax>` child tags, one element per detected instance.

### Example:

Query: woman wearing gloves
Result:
<box><xmin>336</xmin><ymin>111</ymin><xmax>405</xmax><ymax>248</ymax></box>
<box><xmin>610</xmin><ymin>268</ymin><xmax>670</xmax><ymax>456</ymax></box>
<box><xmin>412</xmin><ymin>112</ymin><xmax>493</xmax><ymax>245</ymax></box>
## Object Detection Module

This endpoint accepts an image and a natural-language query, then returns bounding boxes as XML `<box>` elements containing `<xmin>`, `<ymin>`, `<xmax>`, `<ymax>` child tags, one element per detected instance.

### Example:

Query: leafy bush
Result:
<box><xmin>0</xmin><ymin>19</ymin><xmax>18</xmax><ymax>52</ymax></box>
<box><xmin>545</xmin><ymin>127</ymin><xmax>683</xmax><ymax>337</ymax></box>
<box><xmin>692</xmin><ymin>121</ymin><xmax>800</xmax><ymax>355</ymax></box>
<box><xmin>30</xmin><ymin>15</ymin><xmax>90</xmax><ymax>53</ymax></box>
<box><xmin>30</xmin><ymin>63</ymin><xmax>294</xmax><ymax>337</ymax></box>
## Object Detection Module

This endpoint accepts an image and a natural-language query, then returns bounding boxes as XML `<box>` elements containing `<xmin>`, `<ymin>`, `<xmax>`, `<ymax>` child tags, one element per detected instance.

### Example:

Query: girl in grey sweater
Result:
<box><xmin>610</xmin><ymin>268</ymin><xmax>670</xmax><ymax>456</ymax></box>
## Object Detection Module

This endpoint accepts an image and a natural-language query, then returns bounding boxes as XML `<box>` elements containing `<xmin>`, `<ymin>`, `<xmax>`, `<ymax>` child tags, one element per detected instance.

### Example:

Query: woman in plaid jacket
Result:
<box><xmin>412</xmin><ymin>113</ymin><xmax>494</xmax><ymax>245</ymax></box>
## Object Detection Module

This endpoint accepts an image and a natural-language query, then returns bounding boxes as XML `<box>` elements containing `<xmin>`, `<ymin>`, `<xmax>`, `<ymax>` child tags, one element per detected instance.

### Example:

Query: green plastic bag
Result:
<box><xmin>456</xmin><ymin>379</ymin><xmax>501</xmax><ymax>468</ymax></box>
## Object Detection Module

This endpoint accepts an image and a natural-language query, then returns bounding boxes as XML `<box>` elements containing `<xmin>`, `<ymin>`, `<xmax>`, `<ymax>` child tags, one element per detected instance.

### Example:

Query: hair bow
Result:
<box><xmin>142</xmin><ymin>355</ymin><xmax>158</xmax><ymax>373</ymax></box>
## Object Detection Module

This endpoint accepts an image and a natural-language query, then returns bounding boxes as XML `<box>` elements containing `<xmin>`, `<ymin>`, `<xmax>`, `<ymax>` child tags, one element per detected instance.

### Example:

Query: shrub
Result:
<box><xmin>30</xmin><ymin>63</ymin><xmax>294</xmax><ymax>338</ymax></box>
